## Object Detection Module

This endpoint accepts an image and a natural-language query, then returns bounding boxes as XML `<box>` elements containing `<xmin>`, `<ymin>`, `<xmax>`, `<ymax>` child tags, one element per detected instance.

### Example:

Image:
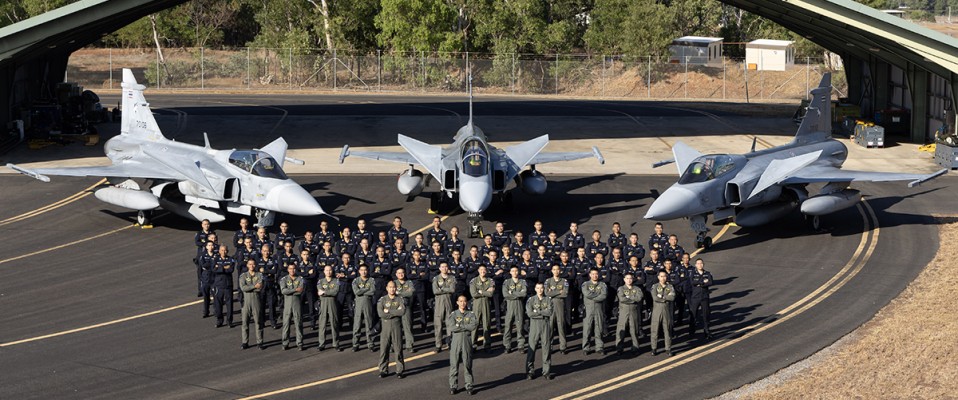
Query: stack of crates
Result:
<box><xmin>853</xmin><ymin>122</ymin><xmax>884</xmax><ymax>148</ymax></box>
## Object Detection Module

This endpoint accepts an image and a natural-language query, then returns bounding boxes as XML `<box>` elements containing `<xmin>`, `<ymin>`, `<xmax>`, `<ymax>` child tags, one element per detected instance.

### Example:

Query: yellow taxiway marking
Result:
<box><xmin>0</xmin><ymin>299</ymin><xmax>203</xmax><ymax>347</ymax></box>
<box><xmin>555</xmin><ymin>201</ymin><xmax>879</xmax><ymax>399</ymax></box>
<box><xmin>0</xmin><ymin>225</ymin><xmax>134</xmax><ymax>266</ymax></box>
<box><xmin>0</xmin><ymin>178</ymin><xmax>106</xmax><ymax>227</ymax></box>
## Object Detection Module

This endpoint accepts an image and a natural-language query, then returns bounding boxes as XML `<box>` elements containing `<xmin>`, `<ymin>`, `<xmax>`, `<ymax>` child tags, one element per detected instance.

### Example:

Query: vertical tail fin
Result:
<box><xmin>121</xmin><ymin>69</ymin><xmax>166</xmax><ymax>141</ymax></box>
<box><xmin>793</xmin><ymin>73</ymin><xmax>832</xmax><ymax>145</ymax></box>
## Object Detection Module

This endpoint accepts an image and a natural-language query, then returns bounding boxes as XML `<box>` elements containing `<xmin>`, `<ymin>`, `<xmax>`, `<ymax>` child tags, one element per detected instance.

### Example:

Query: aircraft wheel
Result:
<box><xmin>703</xmin><ymin>236</ymin><xmax>712</xmax><ymax>249</ymax></box>
<box><xmin>809</xmin><ymin>215</ymin><xmax>821</xmax><ymax>231</ymax></box>
<box><xmin>137</xmin><ymin>210</ymin><xmax>152</xmax><ymax>226</ymax></box>
<box><xmin>429</xmin><ymin>193</ymin><xmax>441</xmax><ymax>214</ymax></box>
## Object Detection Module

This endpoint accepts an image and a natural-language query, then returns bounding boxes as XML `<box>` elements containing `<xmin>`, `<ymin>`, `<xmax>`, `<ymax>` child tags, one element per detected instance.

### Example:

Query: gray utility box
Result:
<box><xmin>853</xmin><ymin>124</ymin><xmax>884</xmax><ymax>148</ymax></box>
<box><xmin>935</xmin><ymin>142</ymin><xmax>958</xmax><ymax>169</ymax></box>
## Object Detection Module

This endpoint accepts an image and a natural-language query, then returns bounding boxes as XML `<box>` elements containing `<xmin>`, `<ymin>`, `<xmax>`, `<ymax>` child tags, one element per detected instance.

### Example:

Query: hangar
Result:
<box><xmin>1</xmin><ymin>0</ymin><xmax>957</xmax><ymax>146</ymax></box>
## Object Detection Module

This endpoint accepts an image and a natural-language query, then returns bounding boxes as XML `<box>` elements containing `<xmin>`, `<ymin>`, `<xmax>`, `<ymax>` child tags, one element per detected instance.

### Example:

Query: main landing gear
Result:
<box><xmin>136</xmin><ymin>210</ymin><xmax>154</xmax><ymax>228</ymax></box>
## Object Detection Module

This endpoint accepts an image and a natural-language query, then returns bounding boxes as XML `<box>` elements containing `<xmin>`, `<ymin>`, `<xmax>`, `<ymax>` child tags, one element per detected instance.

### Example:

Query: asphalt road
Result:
<box><xmin>0</xmin><ymin>172</ymin><xmax>951</xmax><ymax>399</ymax></box>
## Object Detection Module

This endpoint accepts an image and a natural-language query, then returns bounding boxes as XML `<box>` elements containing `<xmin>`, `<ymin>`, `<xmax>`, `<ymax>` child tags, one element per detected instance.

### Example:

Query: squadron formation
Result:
<box><xmin>192</xmin><ymin>215</ymin><xmax>715</xmax><ymax>395</ymax></box>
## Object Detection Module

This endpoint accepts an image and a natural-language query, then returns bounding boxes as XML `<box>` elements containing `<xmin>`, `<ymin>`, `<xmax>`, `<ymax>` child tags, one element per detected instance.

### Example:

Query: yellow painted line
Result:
<box><xmin>409</xmin><ymin>214</ymin><xmax>451</xmax><ymax>236</ymax></box>
<box><xmin>0</xmin><ymin>178</ymin><xmax>106</xmax><ymax>227</ymax></box>
<box><xmin>0</xmin><ymin>225</ymin><xmax>134</xmax><ymax>266</ymax></box>
<box><xmin>0</xmin><ymin>299</ymin><xmax>203</xmax><ymax>347</ymax></box>
<box><xmin>555</xmin><ymin>201</ymin><xmax>878</xmax><ymax>399</ymax></box>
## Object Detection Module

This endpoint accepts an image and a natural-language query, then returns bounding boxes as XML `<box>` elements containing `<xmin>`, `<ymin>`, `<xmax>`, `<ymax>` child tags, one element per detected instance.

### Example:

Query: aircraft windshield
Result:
<box><xmin>229</xmin><ymin>150</ymin><xmax>288</xmax><ymax>180</ymax></box>
<box><xmin>678</xmin><ymin>154</ymin><xmax>736</xmax><ymax>184</ymax></box>
<box><xmin>461</xmin><ymin>140</ymin><xmax>488</xmax><ymax>177</ymax></box>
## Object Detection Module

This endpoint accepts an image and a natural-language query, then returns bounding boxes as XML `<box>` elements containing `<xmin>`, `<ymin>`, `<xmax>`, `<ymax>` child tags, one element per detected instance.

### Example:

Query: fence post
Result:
<box><xmin>333</xmin><ymin>49</ymin><xmax>338</xmax><ymax>90</ymax></box>
<box><xmin>685</xmin><ymin>56</ymin><xmax>689</xmax><ymax>99</ymax></box>
<box><xmin>156</xmin><ymin>50</ymin><xmax>160</xmax><ymax>89</ymax></box>
<box><xmin>201</xmin><ymin>47</ymin><xmax>205</xmax><ymax>90</ymax></box>
<box><xmin>647</xmin><ymin>55</ymin><xmax>651</xmax><ymax>98</ymax></box>
<box><xmin>512</xmin><ymin>53</ymin><xmax>516</xmax><ymax>94</ymax></box>
<box><xmin>602</xmin><ymin>55</ymin><xmax>606</xmax><ymax>97</ymax></box>
<box><xmin>421</xmin><ymin>50</ymin><xmax>426</xmax><ymax>92</ymax></box>
<box><xmin>723</xmin><ymin>58</ymin><xmax>726</xmax><ymax>100</ymax></box>
<box><xmin>377</xmin><ymin>49</ymin><xmax>382</xmax><ymax>92</ymax></box>
<box><xmin>555</xmin><ymin>53</ymin><xmax>559</xmax><ymax>95</ymax></box>
<box><xmin>247</xmin><ymin>47</ymin><xmax>250</xmax><ymax>90</ymax></box>
<box><xmin>288</xmin><ymin>47</ymin><xmax>293</xmax><ymax>90</ymax></box>
<box><xmin>109</xmin><ymin>48</ymin><xmax>113</xmax><ymax>90</ymax></box>
<box><xmin>806</xmin><ymin>56</ymin><xmax>810</xmax><ymax>100</ymax></box>
<box><xmin>744</xmin><ymin>61</ymin><xmax>749</xmax><ymax>103</ymax></box>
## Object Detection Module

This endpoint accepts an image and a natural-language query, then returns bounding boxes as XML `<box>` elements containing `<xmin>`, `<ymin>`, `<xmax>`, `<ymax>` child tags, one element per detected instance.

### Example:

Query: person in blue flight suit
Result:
<box><xmin>353</xmin><ymin>218</ymin><xmax>375</xmax><ymax>245</ymax></box>
<box><xmin>426</xmin><ymin>241</ymin><xmax>449</xmax><ymax>280</ymax></box>
<box><xmin>479</xmin><ymin>234</ymin><xmax>496</xmax><ymax>257</ymax></box>
<box><xmin>444</xmin><ymin>226</ymin><xmax>465</xmax><ymax>256</ymax></box>
<box><xmin>233</xmin><ymin>217</ymin><xmax>253</xmax><ymax>250</ymax></box>
<box><xmin>555</xmin><ymin>251</ymin><xmax>578</xmax><ymax>331</ymax></box>
<box><xmin>648</xmin><ymin>222</ymin><xmax>669</xmax><ymax>255</ymax></box>
<box><xmin>296</xmin><ymin>249</ymin><xmax>320</xmax><ymax>330</ymax></box>
<box><xmin>486</xmin><ymin>250</ymin><xmax>506</xmax><ymax>332</ymax></box>
<box><xmin>624</xmin><ymin>233</ymin><xmax>646</xmax><ymax>264</ymax></box>
<box><xmin>335</xmin><ymin>252</ymin><xmax>358</xmax><ymax>326</ymax></box>
<box><xmin>387</xmin><ymin>216</ymin><xmax>409</xmax><ymax>246</ymax></box>
<box><xmin>528</xmin><ymin>220</ymin><xmax>548</xmax><ymax>250</ymax></box>
<box><xmin>689</xmin><ymin>258</ymin><xmax>714</xmax><ymax>340</ymax></box>
<box><xmin>668</xmin><ymin>258</ymin><xmax>692</xmax><ymax>328</ymax></box>
<box><xmin>299</xmin><ymin>231</ymin><xmax>320</xmax><ymax>262</ymax></box>
<box><xmin>390</xmin><ymin>238</ymin><xmax>410</xmax><ymax>279</ymax></box>
<box><xmin>253</xmin><ymin>227</ymin><xmax>273</xmax><ymax>255</ymax></box>
<box><xmin>370</xmin><ymin>245</ymin><xmax>393</xmax><ymax>334</ymax></box>
<box><xmin>464</xmin><ymin>246</ymin><xmax>483</xmax><ymax>283</ymax></box>
<box><xmin>355</xmin><ymin>239</ymin><xmax>376</xmax><ymax>268</ymax></box>
<box><xmin>491</xmin><ymin>222</ymin><xmax>511</xmax><ymax>249</ymax></box>
<box><xmin>426</xmin><ymin>216</ymin><xmax>448</xmax><ymax>246</ymax></box>
<box><xmin>533</xmin><ymin>245</ymin><xmax>553</xmax><ymax>283</ymax></box>
<box><xmin>274</xmin><ymin>221</ymin><xmax>296</xmax><ymax>250</ymax></box>
<box><xmin>448</xmin><ymin>249</ymin><xmax>469</xmax><ymax>300</ymax></box>
<box><xmin>606</xmin><ymin>247</ymin><xmax>628</xmax><ymax>325</ymax></box>
<box><xmin>585</xmin><ymin>230</ymin><xmax>610</xmax><ymax>262</ymax></box>
<box><xmin>316</xmin><ymin>220</ymin><xmax>336</xmax><ymax>247</ymax></box>
<box><xmin>316</xmin><ymin>240</ymin><xmax>338</xmax><ymax>273</ymax></box>
<box><xmin>410</xmin><ymin>233</ymin><xmax>430</xmax><ymax>258</ymax></box>
<box><xmin>198</xmin><ymin>241</ymin><xmax>217</xmax><ymax>318</ymax></box>
<box><xmin>608</xmin><ymin>222</ymin><xmax>626</xmax><ymax>251</ymax></box>
<box><xmin>544</xmin><ymin>232</ymin><xmax>564</xmax><ymax>263</ymax></box>
<box><xmin>212</xmin><ymin>244</ymin><xmax>236</xmax><ymax>327</ymax></box>
<box><xmin>256</xmin><ymin>244</ymin><xmax>280</xmax><ymax>329</ymax></box>
<box><xmin>511</xmin><ymin>230</ymin><xmax>529</xmax><ymax>258</ymax></box>
<box><xmin>194</xmin><ymin>219</ymin><xmax>216</xmax><ymax>297</ymax></box>
<box><xmin>406</xmin><ymin>250</ymin><xmax>431</xmax><ymax>335</ymax></box>
<box><xmin>338</xmin><ymin>227</ymin><xmax>359</xmax><ymax>258</ymax></box>
<box><xmin>234</xmin><ymin>237</ymin><xmax>257</xmax><ymax>309</ymax></box>
<box><xmin>517</xmin><ymin>250</ymin><xmax>538</xmax><ymax>299</ymax></box>
<box><xmin>563</xmin><ymin>222</ymin><xmax>586</xmax><ymax>254</ymax></box>
<box><xmin>663</xmin><ymin>235</ymin><xmax>686</xmax><ymax>264</ymax></box>
<box><xmin>376</xmin><ymin>230</ymin><xmax>393</xmax><ymax>255</ymax></box>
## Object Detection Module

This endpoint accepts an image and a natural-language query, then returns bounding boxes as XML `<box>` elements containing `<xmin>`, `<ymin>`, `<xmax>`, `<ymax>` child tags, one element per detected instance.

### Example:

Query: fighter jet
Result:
<box><xmin>644</xmin><ymin>73</ymin><xmax>945</xmax><ymax>248</ymax></box>
<box><xmin>7</xmin><ymin>68</ymin><xmax>329</xmax><ymax>227</ymax></box>
<box><xmin>339</xmin><ymin>78</ymin><xmax>605</xmax><ymax>237</ymax></box>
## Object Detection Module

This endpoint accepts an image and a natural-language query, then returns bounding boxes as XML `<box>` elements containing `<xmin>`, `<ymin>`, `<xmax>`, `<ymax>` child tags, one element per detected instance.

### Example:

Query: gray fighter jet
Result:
<box><xmin>645</xmin><ymin>73</ymin><xmax>945</xmax><ymax>248</ymax></box>
<box><xmin>8</xmin><ymin>69</ymin><xmax>329</xmax><ymax>227</ymax></box>
<box><xmin>339</xmin><ymin>79</ymin><xmax>604</xmax><ymax>237</ymax></box>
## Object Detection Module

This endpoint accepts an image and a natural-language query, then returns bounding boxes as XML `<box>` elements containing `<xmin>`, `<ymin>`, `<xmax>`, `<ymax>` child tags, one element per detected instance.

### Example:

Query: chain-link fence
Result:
<box><xmin>67</xmin><ymin>48</ymin><xmax>848</xmax><ymax>101</ymax></box>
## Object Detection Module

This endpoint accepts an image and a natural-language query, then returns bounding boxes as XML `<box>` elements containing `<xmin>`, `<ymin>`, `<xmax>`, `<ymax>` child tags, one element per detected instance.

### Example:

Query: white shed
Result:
<box><xmin>669</xmin><ymin>36</ymin><xmax>724</xmax><ymax>66</ymax></box>
<box><xmin>745</xmin><ymin>39</ymin><xmax>795</xmax><ymax>71</ymax></box>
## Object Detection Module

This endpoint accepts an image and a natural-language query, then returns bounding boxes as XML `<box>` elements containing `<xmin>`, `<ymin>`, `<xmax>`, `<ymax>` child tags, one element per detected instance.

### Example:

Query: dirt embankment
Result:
<box><xmin>717</xmin><ymin>216</ymin><xmax>958</xmax><ymax>399</ymax></box>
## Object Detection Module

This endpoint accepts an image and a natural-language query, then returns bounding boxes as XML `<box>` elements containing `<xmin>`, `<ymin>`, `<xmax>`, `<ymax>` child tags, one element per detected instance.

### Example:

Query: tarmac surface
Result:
<box><xmin>0</xmin><ymin>93</ymin><xmax>953</xmax><ymax>399</ymax></box>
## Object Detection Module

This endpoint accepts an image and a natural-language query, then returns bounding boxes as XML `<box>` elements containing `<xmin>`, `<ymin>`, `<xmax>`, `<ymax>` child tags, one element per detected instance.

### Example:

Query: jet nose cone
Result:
<box><xmin>269</xmin><ymin>184</ymin><xmax>327</xmax><ymax>216</ymax></box>
<box><xmin>458</xmin><ymin>180</ymin><xmax>492</xmax><ymax>213</ymax></box>
<box><xmin>644</xmin><ymin>186</ymin><xmax>696</xmax><ymax>220</ymax></box>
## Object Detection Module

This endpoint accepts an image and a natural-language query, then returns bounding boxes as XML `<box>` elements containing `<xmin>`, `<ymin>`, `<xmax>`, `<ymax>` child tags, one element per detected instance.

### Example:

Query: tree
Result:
<box><xmin>585</xmin><ymin>0</ymin><xmax>674</xmax><ymax>58</ymax></box>
<box><xmin>375</xmin><ymin>0</ymin><xmax>461</xmax><ymax>52</ymax></box>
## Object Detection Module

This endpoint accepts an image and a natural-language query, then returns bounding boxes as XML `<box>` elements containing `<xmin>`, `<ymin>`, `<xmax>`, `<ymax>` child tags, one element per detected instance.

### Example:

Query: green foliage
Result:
<box><xmin>375</xmin><ymin>0</ymin><xmax>461</xmax><ymax>52</ymax></box>
<box><xmin>585</xmin><ymin>0</ymin><xmax>676</xmax><ymax>59</ymax></box>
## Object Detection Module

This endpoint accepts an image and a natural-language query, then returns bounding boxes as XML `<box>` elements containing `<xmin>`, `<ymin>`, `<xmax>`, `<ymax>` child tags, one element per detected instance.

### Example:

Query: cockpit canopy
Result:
<box><xmin>461</xmin><ymin>139</ymin><xmax>489</xmax><ymax>177</ymax></box>
<box><xmin>678</xmin><ymin>154</ymin><xmax>736</xmax><ymax>184</ymax></box>
<box><xmin>229</xmin><ymin>150</ymin><xmax>288</xmax><ymax>180</ymax></box>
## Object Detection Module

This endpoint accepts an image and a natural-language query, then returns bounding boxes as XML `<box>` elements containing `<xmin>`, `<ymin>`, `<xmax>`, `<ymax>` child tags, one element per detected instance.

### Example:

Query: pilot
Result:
<box><xmin>378</xmin><ymin>280</ymin><xmax>407</xmax><ymax>378</ymax></box>
<box><xmin>650</xmin><ymin>270</ymin><xmax>676</xmax><ymax>356</ymax></box>
<box><xmin>624</xmin><ymin>255</ymin><xmax>648</xmax><ymax>332</ymax></box>
<box><xmin>502</xmin><ymin>266</ymin><xmax>528</xmax><ymax>353</ymax></box>
<box><xmin>426</xmin><ymin>216</ymin><xmax>448</xmax><ymax>246</ymax></box>
<box><xmin>545</xmin><ymin>264</ymin><xmax>570</xmax><ymax>354</ymax></box>
<box><xmin>410</xmin><ymin>233</ymin><xmax>429</xmax><ymax>258</ymax></box>
<box><xmin>337</xmin><ymin>227</ymin><xmax>358</xmax><ymax>257</ymax></box>
<box><xmin>666</xmin><ymin>259</ymin><xmax>691</xmax><ymax>329</ymax></box>
<box><xmin>239</xmin><ymin>258</ymin><xmax>265</xmax><ymax>350</ymax></box>
<box><xmin>648</xmin><ymin>222</ymin><xmax>669</xmax><ymax>254</ymax></box>
<box><xmin>407</xmin><ymin>250</ymin><xmax>430</xmax><ymax>335</ymax></box>
<box><xmin>387</xmin><ymin>216</ymin><xmax>409</xmax><ymax>246</ymax></box>
<box><xmin>370</xmin><ymin>245</ymin><xmax>393</xmax><ymax>328</ymax></box>
<box><xmin>510</xmin><ymin>230</ymin><xmax>529</xmax><ymax>257</ymax></box>
<box><xmin>352</xmin><ymin>264</ymin><xmax>376</xmax><ymax>352</ymax></box>
<box><xmin>526</xmin><ymin>282</ymin><xmax>554</xmax><ymax>380</ymax></box>
<box><xmin>198</xmin><ymin>241</ymin><xmax>217</xmax><ymax>318</ymax></box>
<box><xmin>563</xmin><ymin>222</ymin><xmax>585</xmax><ymax>253</ymax></box>
<box><xmin>234</xmin><ymin>237</ymin><xmax>257</xmax><ymax>309</ymax></box>
<box><xmin>279</xmin><ymin>264</ymin><xmax>305</xmax><ymax>351</ymax></box>
<box><xmin>689</xmin><ymin>258</ymin><xmax>714</xmax><ymax>340</ymax></box>
<box><xmin>256</xmin><ymin>243</ymin><xmax>280</xmax><ymax>329</ymax></box>
<box><xmin>274</xmin><ymin>221</ymin><xmax>296</xmax><ymax>250</ymax></box>
<box><xmin>316</xmin><ymin>265</ymin><xmax>343</xmax><ymax>351</ymax></box>
<box><xmin>491</xmin><ymin>222</ymin><xmax>511</xmax><ymax>249</ymax></box>
<box><xmin>334</xmin><ymin>252</ymin><xmax>357</xmax><ymax>324</ymax></box>
<box><xmin>585</xmin><ymin>230</ymin><xmax>610</xmax><ymax>261</ymax></box>
<box><xmin>212</xmin><ymin>244</ymin><xmax>236</xmax><ymax>328</ymax></box>
<box><xmin>432</xmin><ymin>262</ymin><xmax>456</xmax><ymax>352</ymax></box>
<box><xmin>487</xmin><ymin>250</ymin><xmax>505</xmax><ymax>332</ymax></box>
<box><xmin>353</xmin><ymin>218</ymin><xmax>374</xmax><ymax>245</ymax></box>
<box><xmin>233</xmin><ymin>217</ymin><xmax>253</xmax><ymax>250</ymax></box>
<box><xmin>253</xmin><ymin>227</ymin><xmax>273</xmax><ymax>254</ymax></box>
<box><xmin>447</xmin><ymin>294</ymin><xmax>478</xmax><ymax>395</ymax></box>
<box><xmin>393</xmin><ymin>267</ymin><xmax>416</xmax><ymax>352</ymax></box>
<box><xmin>623</xmin><ymin>233</ymin><xmax>646</xmax><ymax>264</ymax></box>
<box><xmin>444</xmin><ymin>226</ymin><xmax>465</xmax><ymax>256</ymax></box>
<box><xmin>615</xmin><ymin>273</ymin><xmax>643</xmax><ymax>355</ymax></box>
<box><xmin>316</xmin><ymin>220</ymin><xmax>336</xmax><ymax>248</ymax></box>
<box><xmin>479</xmin><ymin>234</ymin><xmax>496</xmax><ymax>257</ymax></box>
<box><xmin>608</xmin><ymin>222</ymin><xmax>626</xmax><ymax>251</ymax></box>
<box><xmin>581</xmin><ymin>268</ymin><xmax>608</xmax><ymax>355</ymax></box>
<box><xmin>606</xmin><ymin>247</ymin><xmax>628</xmax><ymax>322</ymax></box>
<box><xmin>469</xmin><ymin>265</ymin><xmax>496</xmax><ymax>352</ymax></box>
<box><xmin>296</xmin><ymin>249</ymin><xmax>319</xmax><ymax>330</ymax></box>
<box><xmin>299</xmin><ymin>231</ymin><xmax>320</xmax><ymax>262</ymax></box>
<box><xmin>194</xmin><ymin>219</ymin><xmax>216</xmax><ymax>297</ymax></box>
<box><xmin>555</xmin><ymin>251</ymin><xmax>578</xmax><ymax>331</ymax></box>
<box><xmin>528</xmin><ymin>220</ymin><xmax>548</xmax><ymax>249</ymax></box>
<box><xmin>663</xmin><ymin>234</ymin><xmax>685</xmax><ymax>264</ymax></box>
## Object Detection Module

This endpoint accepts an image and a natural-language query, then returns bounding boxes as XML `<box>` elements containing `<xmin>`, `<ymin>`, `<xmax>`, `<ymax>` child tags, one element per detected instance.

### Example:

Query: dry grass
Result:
<box><xmin>720</xmin><ymin>217</ymin><xmax>958</xmax><ymax>399</ymax></box>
